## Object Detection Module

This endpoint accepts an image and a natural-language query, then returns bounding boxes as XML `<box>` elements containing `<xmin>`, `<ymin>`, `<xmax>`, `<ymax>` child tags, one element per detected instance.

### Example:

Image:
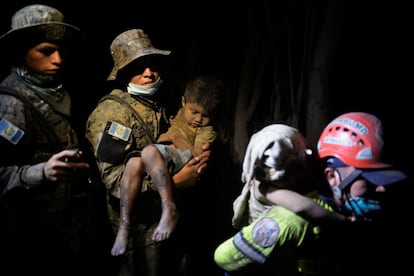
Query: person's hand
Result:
<box><xmin>172</xmin><ymin>143</ymin><xmax>211</xmax><ymax>189</ymax></box>
<box><xmin>168</xmin><ymin>115</ymin><xmax>175</xmax><ymax>125</ymax></box>
<box><xmin>193</xmin><ymin>142</ymin><xmax>211</xmax><ymax>174</ymax></box>
<box><xmin>43</xmin><ymin>149</ymin><xmax>89</xmax><ymax>181</ymax></box>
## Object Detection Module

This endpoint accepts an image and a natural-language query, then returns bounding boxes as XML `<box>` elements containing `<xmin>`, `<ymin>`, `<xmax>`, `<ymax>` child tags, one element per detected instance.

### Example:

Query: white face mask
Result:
<box><xmin>127</xmin><ymin>77</ymin><xmax>163</xmax><ymax>96</ymax></box>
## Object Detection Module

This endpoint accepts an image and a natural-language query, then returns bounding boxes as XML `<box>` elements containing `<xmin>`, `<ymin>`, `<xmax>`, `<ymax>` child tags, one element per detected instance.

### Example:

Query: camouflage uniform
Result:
<box><xmin>0</xmin><ymin>5</ymin><xmax>112</xmax><ymax>275</ymax></box>
<box><xmin>86</xmin><ymin>88</ymin><xmax>166</xmax><ymax>197</ymax></box>
<box><xmin>0</xmin><ymin>70</ymin><xmax>100</xmax><ymax>275</ymax></box>
<box><xmin>85</xmin><ymin>28</ymin><xmax>191</xmax><ymax>276</ymax></box>
<box><xmin>86</xmin><ymin>87</ymin><xmax>183</xmax><ymax>275</ymax></box>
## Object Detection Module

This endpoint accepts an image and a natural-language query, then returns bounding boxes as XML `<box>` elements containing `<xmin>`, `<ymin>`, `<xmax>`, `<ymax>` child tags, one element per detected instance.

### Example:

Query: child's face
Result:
<box><xmin>182</xmin><ymin>102</ymin><xmax>211</xmax><ymax>128</ymax></box>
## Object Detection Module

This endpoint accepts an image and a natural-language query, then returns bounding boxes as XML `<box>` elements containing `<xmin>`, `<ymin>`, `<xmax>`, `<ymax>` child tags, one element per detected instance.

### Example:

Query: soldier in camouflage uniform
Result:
<box><xmin>110</xmin><ymin>74</ymin><xmax>224</xmax><ymax>256</ymax></box>
<box><xmin>85</xmin><ymin>29</ymin><xmax>211</xmax><ymax>276</ymax></box>
<box><xmin>0</xmin><ymin>4</ymin><xmax>111</xmax><ymax>275</ymax></box>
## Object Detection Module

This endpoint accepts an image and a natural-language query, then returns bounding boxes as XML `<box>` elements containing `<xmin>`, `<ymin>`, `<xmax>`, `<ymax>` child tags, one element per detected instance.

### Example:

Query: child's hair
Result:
<box><xmin>183</xmin><ymin>75</ymin><xmax>224</xmax><ymax>117</ymax></box>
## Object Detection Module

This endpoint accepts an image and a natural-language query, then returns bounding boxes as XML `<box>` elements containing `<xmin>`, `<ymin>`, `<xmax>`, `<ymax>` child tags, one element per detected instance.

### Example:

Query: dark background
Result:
<box><xmin>1</xmin><ymin>1</ymin><xmax>412</xmax><ymax>274</ymax></box>
<box><xmin>1</xmin><ymin>0</ymin><xmax>411</xmax><ymax>170</ymax></box>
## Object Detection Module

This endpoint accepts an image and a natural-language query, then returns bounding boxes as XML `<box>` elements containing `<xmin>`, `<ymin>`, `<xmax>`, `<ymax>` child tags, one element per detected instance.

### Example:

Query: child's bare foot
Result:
<box><xmin>111</xmin><ymin>226</ymin><xmax>129</xmax><ymax>256</ymax></box>
<box><xmin>152</xmin><ymin>202</ymin><xmax>179</xmax><ymax>242</ymax></box>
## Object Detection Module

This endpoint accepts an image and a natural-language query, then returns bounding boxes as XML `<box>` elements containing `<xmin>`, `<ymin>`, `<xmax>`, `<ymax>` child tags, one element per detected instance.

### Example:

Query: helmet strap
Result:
<box><xmin>332</xmin><ymin>186</ymin><xmax>342</xmax><ymax>198</ymax></box>
<box><xmin>338</xmin><ymin>169</ymin><xmax>362</xmax><ymax>191</ymax></box>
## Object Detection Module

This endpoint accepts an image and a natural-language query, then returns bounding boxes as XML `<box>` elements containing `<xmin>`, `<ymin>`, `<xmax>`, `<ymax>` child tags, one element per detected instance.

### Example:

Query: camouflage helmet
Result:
<box><xmin>0</xmin><ymin>4</ymin><xmax>80</xmax><ymax>46</ymax></box>
<box><xmin>108</xmin><ymin>29</ymin><xmax>171</xmax><ymax>81</ymax></box>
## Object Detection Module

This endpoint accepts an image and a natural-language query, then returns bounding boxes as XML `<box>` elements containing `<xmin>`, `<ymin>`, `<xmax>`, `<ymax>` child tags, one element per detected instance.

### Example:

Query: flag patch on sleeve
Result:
<box><xmin>0</xmin><ymin>118</ymin><xmax>25</xmax><ymax>145</ymax></box>
<box><xmin>107</xmin><ymin>121</ymin><xmax>131</xmax><ymax>141</ymax></box>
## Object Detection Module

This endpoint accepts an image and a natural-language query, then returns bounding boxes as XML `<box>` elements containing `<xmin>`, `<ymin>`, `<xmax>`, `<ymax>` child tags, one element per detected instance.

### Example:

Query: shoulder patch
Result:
<box><xmin>107</xmin><ymin>121</ymin><xmax>131</xmax><ymax>141</ymax></box>
<box><xmin>0</xmin><ymin>118</ymin><xmax>24</xmax><ymax>145</ymax></box>
<box><xmin>252</xmin><ymin>217</ymin><xmax>280</xmax><ymax>248</ymax></box>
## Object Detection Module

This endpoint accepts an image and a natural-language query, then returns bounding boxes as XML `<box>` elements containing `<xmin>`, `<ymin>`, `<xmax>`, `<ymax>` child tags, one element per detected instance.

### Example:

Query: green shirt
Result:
<box><xmin>214</xmin><ymin>197</ymin><xmax>333</xmax><ymax>274</ymax></box>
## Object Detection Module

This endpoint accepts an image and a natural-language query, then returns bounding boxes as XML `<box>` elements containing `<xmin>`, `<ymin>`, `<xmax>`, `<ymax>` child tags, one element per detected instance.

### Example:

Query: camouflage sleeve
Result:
<box><xmin>0</xmin><ymin>96</ymin><xmax>47</xmax><ymax>195</ymax></box>
<box><xmin>0</xmin><ymin>163</ymin><xmax>46</xmax><ymax>196</ymax></box>
<box><xmin>85</xmin><ymin>98</ymin><xmax>136</xmax><ymax>199</ymax></box>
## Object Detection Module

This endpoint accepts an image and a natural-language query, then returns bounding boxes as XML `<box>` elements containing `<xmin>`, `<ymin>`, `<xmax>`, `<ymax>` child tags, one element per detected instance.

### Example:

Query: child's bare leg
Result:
<box><xmin>111</xmin><ymin>157</ymin><xmax>144</xmax><ymax>256</ymax></box>
<box><xmin>111</xmin><ymin>202</ymin><xmax>129</xmax><ymax>256</ymax></box>
<box><xmin>152</xmin><ymin>189</ymin><xmax>179</xmax><ymax>241</ymax></box>
<box><xmin>142</xmin><ymin>145</ymin><xmax>179</xmax><ymax>242</ymax></box>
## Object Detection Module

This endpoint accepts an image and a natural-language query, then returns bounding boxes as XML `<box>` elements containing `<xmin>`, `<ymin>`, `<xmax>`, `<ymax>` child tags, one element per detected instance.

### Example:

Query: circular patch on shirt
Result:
<box><xmin>252</xmin><ymin>217</ymin><xmax>280</xmax><ymax>248</ymax></box>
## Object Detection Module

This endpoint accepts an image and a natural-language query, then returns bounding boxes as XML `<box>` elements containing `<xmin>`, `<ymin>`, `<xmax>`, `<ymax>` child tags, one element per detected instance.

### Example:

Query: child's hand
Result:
<box><xmin>168</xmin><ymin>115</ymin><xmax>175</xmax><ymax>125</ymax></box>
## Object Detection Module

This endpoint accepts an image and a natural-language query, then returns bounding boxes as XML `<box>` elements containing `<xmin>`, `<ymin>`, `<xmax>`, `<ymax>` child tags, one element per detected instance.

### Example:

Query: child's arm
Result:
<box><xmin>264</xmin><ymin>189</ymin><xmax>349</xmax><ymax>223</ymax></box>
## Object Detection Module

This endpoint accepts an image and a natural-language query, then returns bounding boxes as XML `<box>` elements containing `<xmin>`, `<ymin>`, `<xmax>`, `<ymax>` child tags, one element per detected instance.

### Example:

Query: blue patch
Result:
<box><xmin>0</xmin><ymin>118</ymin><xmax>24</xmax><ymax>145</ymax></box>
<box><xmin>107</xmin><ymin>121</ymin><xmax>131</xmax><ymax>141</ymax></box>
<box><xmin>252</xmin><ymin>217</ymin><xmax>279</xmax><ymax>248</ymax></box>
